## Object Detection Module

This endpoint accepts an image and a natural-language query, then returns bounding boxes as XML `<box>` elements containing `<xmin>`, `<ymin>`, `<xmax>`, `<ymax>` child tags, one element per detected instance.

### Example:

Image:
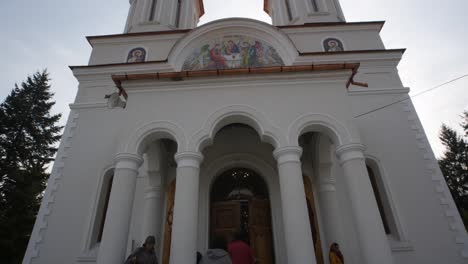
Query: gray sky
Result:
<box><xmin>1</xmin><ymin>0</ymin><xmax>467</xmax><ymax>157</ymax></box>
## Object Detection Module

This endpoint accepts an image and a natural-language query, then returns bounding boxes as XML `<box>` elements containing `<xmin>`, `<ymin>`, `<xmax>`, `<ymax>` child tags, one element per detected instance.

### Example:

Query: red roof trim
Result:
<box><xmin>264</xmin><ymin>0</ymin><xmax>270</xmax><ymax>14</ymax></box>
<box><xmin>69</xmin><ymin>49</ymin><xmax>404</xmax><ymax>70</ymax></box>
<box><xmin>86</xmin><ymin>29</ymin><xmax>191</xmax><ymax>45</ymax></box>
<box><xmin>278</xmin><ymin>21</ymin><xmax>385</xmax><ymax>31</ymax></box>
<box><xmin>199</xmin><ymin>0</ymin><xmax>205</xmax><ymax>17</ymax></box>
<box><xmin>299</xmin><ymin>49</ymin><xmax>406</xmax><ymax>56</ymax></box>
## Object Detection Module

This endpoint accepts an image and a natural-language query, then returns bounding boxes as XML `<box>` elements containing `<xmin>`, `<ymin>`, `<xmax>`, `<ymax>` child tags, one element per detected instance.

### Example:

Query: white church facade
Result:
<box><xmin>23</xmin><ymin>0</ymin><xmax>468</xmax><ymax>263</ymax></box>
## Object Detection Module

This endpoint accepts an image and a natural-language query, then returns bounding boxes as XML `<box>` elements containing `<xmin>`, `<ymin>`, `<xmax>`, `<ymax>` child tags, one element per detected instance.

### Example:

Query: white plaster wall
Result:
<box><xmin>86</xmin><ymin>22</ymin><xmax>385</xmax><ymax>66</ymax></box>
<box><xmin>349</xmin><ymin>92</ymin><xmax>465</xmax><ymax>263</ymax></box>
<box><xmin>27</xmin><ymin>18</ymin><xmax>467</xmax><ymax>264</ymax></box>
<box><xmin>283</xmin><ymin>26</ymin><xmax>385</xmax><ymax>52</ymax></box>
<box><xmin>88</xmin><ymin>34</ymin><xmax>185</xmax><ymax>65</ymax></box>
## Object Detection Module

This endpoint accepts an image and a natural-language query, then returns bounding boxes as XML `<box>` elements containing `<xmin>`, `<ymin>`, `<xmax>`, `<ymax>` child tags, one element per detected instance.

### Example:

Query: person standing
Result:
<box><xmin>200</xmin><ymin>236</ymin><xmax>232</xmax><ymax>264</ymax></box>
<box><xmin>124</xmin><ymin>236</ymin><xmax>159</xmax><ymax>264</ymax></box>
<box><xmin>228</xmin><ymin>230</ymin><xmax>255</xmax><ymax>264</ymax></box>
<box><xmin>329</xmin><ymin>243</ymin><xmax>344</xmax><ymax>264</ymax></box>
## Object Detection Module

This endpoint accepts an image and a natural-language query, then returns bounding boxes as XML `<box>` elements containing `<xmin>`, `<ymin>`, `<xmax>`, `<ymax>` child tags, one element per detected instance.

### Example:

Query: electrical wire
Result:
<box><xmin>354</xmin><ymin>73</ymin><xmax>468</xmax><ymax>118</ymax></box>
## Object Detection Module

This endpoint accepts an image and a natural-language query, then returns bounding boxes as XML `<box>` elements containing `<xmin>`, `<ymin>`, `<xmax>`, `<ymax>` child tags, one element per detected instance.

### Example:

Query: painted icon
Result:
<box><xmin>127</xmin><ymin>47</ymin><xmax>147</xmax><ymax>63</ymax></box>
<box><xmin>182</xmin><ymin>35</ymin><xmax>284</xmax><ymax>71</ymax></box>
<box><xmin>323</xmin><ymin>38</ymin><xmax>344</xmax><ymax>52</ymax></box>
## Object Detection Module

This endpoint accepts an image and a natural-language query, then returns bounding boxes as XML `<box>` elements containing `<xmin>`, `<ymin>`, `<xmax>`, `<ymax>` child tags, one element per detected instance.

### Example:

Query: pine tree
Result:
<box><xmin>438</xmin><ymin>111</ymin><xmax>468</xmax><ymax>230</ymax></box>
<box><xmin>0</xmin><ymin>71</ymin><xmax>62</xmax><ymax>263</ymax></box>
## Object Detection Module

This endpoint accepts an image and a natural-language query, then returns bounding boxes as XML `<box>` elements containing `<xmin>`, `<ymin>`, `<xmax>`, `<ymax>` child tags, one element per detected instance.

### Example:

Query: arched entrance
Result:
<box><xmin>210</xmin><ymin>168</ymin><xmax>275</xmax><ymax>264</ymax></box>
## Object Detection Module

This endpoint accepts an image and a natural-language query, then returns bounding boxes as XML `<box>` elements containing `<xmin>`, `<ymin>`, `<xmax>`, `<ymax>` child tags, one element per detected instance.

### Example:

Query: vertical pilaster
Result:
<box><xmin>317</xmin><ymin>163</ymin><xmax>342</xmax><ymax>249</ymax></box>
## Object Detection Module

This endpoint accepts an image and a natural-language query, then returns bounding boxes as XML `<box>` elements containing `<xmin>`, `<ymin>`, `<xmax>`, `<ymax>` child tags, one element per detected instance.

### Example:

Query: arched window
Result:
<box><xmin>149</xmin><ymin>0</ymin><xmax>157</xmax><ymax>21</ymax></box>
<box><xmin>285</xmin><ymin>0</ymin><xmax>293</xmax><ymax>21</ymax></box>
<box><xmin>366</xmin><ymin>165</ymin><xmax>391</xmax><ymax>234</ymax></box>
<box><xmin>175</xmin><ymin>0</ymin><xmax>182</xmax><ymax>27</ymax></box>
<box><xmin>310</xmin><ymin>0</ymin><xmax>319</xmax><ymax>12</ymax></box>
<box><xmin>365</xmin><ymin>158</ymin><xmax>405</xmax><ymax>239</ymax></box>
<box><xmin>91</xmin><ymin>170</ymin><xmax>114</xmax><ymax>246</ymax></box>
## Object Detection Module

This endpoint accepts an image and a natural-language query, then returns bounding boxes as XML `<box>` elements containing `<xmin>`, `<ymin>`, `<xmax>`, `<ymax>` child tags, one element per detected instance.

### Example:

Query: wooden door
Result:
<box><xmin>303</xmin><ymin>176</ymin><xmax>324</xmax><ymax>264</ymax></box>
<box><xmin>162</xmin><ymin>180</ymin><xmax>176</xmax><ymax>264</ymax></box>
<box><xmin>249</xmin><ymin>199</ymin><xmax>274</xmax><ymax>264</ymax></box>
<box><xmin>211</xmin><ymin>201</ymin><xmax>241</xmax><ymax>242</ymax></box>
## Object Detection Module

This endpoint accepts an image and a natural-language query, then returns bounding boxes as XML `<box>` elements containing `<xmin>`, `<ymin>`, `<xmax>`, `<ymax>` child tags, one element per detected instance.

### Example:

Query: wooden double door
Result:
<box><xmin>211</xmin><ymin>198</ymin><xmax>274</xmax><ymax>264</ymax></box>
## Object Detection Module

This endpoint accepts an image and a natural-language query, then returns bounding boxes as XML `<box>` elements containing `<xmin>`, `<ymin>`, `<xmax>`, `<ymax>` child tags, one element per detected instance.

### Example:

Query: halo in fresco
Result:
<box><xmin>182</xmin><ymin>35</ymin><xmax>284</xmax><ymax>71</ymax></box>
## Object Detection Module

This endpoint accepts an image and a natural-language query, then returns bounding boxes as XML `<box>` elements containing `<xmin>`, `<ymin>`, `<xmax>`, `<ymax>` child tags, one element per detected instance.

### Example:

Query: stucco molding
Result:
<box><xmin>189</xmin><ymin>104</ymin><xmax>286</xmax><ymax>152</ymax></box>
<box><xmin>288</xmin><ymin>112</ymin><xmax>353</xmax><ymax>146</ymax></box>
<box><xmin>69</xmin><ymin>102</ymin><xmax>108</xmax><ymax>110</ymax></box>
<box><xmin>121</xmin><ymin>120</ymin><xmax>188</xmax><ymax>155</ymax></box>
<box><xmin>23</xmin><ymin>111</ymin><xmax>80</xmax><ymax>264</ymax></box>
<box><xmin>401</xmin><ymin>100</ymin><xmax>468</xmax><ymax>258</ymax></box>
<box><xmin>167</xmin><ymin>18</ymin><xmax>299</xmax><ymax>71</ymax></box>
<box><xmin>347</xmin><ymin>87</ymin><xmax>410</xmax><ymax>96</ymax></box>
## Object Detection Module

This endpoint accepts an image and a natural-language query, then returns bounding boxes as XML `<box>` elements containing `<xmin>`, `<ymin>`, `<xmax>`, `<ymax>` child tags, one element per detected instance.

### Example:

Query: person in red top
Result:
<box><xmin>228</xmin><ymin>230</ymin><xmax>255</xmax><ymax>264</ymax></box>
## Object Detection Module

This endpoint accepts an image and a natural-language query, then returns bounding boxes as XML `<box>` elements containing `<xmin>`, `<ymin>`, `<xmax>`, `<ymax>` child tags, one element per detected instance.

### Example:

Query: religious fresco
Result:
<box><xmin>127</xmin><ymin>47</ymin><xmax>147</xmax><ymax>63</ymax></box>
<box><xmin>182</xmin><ymin>35</ymin><xmax>284</xmax><ymax>71</ymax></box>
<box><xmin>323</xmin><ymin>38</ymin><xmax>344</xmax><ymax>52</ymax></box>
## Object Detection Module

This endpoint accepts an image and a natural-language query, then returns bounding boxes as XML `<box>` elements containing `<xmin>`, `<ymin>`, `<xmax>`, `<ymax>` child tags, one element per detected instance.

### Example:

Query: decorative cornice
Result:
<box><xmin>69</xmin><ymin>102</ymin><xmax>108</xmax><ymax>110</ymax></box>
<box><xmin>278</xmin><ymin>21</ymin><xmax>385</xmax><ymax>31</ymax></box>
<box><xmin>348</xmin><ymin>87</ymin><xmax>410</xmax><ymax>96</ymax></box>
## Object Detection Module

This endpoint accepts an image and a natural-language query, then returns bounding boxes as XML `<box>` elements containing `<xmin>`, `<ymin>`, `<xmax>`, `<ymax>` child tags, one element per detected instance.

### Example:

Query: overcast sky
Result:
<box><xmin>1</xmin><ymin>0</ymin><xmax>467</xmax><ymax>156</ymax></box>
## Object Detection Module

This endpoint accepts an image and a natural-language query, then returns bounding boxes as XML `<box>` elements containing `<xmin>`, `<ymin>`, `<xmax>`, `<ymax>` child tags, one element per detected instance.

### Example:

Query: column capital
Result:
<box><xmin>336</xmin><ymin>143</ymin><xmax>366</xmax><ymax>164</ymax></box>
<box><xmin>174</xmin><ymin>152</ymin><xmax>204</xmax><ymax>168</ymax></box>
<box><xmin>273</xmin><ymin>146</ymin><xmax>303</xmax><ymax>165</ymax></box>
<box><xmin>114</xmin><ymin>153</ymin><xmax>144</xmax><ymax>171</ymax></box>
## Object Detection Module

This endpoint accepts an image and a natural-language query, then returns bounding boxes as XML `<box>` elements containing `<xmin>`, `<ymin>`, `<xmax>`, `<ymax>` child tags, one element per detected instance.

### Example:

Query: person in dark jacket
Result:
<box><xmin>197</xmin><ymin>251</ymin><xmax>203</xmax><ymax>264</ymax></box>
<box><xmin>200</xmin><ymin>236</ymin><xmax>232</xmax><ymax>264</ymax></box>
<box><xmin>124</xmin><ymin>236</ymin><xmax>159</xmax><ymax>264</ymax></box>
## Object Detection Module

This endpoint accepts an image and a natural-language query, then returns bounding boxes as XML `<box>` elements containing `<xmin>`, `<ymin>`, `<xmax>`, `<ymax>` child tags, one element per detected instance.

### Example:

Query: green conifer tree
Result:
<box><xmin>438</xmin><ymin>111</ymin><xmax>468</xmax><ymax>230</ymax></box>
<box><xmin>0</xmin><ymin>71</ymin><xmax>62</xmax><ymax>263</ymax></box>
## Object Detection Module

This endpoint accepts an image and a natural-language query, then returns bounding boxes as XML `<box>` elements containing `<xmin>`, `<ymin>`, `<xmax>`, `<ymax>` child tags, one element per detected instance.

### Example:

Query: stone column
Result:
<box><xmin>273</xmin><ymin>146</ymin><xmax>317</xmax><ymax>264</ymax></box>
<box><xmin>97</xmin><ymin>153</ymin><xmax>143</xmax><ymax>264</ymax></box>
<box><xmin>317</xmin><ymin>163</ymin><xmax>342</xmax><ymax>249</ymax></box>
<box><xmin>169</xmin><ymin>152</ymin><xmax>203</xmax><ymax>264</ymax></box>
<box><xmin>336</xmin><ymin>143</ymin><xmax>393</xmax><ymax>264</ymax></box>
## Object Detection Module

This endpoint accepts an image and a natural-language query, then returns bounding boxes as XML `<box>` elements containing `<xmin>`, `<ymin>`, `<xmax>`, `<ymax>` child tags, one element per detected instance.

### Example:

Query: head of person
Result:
<box><xmin>211</xmin><ymin>236</ymin><xmax>228</xmax><ymax>251</ymax></box>
<box><xmin>143</xmin><ymin>236</ymin><xmax>156</xmax><ymax>251</ymax></box>
<box><xmin>330</xmin><ymin>242</ymin><xmax>340</xmax><ymax>253</ymax></box>
<box><xmin>233</xmin><ymin>229</ymin><xmax>248</xmax><ymax>243</ymax></box>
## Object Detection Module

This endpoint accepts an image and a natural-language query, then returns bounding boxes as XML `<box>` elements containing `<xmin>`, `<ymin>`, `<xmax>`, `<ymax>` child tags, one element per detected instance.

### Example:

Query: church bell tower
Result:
<box><xmin>124</xmin><ymin>0</ymin><xmax>204</xmax><ymax>33</ymax></box>
<box><xmin>265</xmin><ymin>0</ymin><xmax>345</xmax><ymax>25</ymax></box>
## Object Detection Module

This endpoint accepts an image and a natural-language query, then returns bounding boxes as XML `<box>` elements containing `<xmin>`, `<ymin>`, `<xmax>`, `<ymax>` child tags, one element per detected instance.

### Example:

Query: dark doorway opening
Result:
<box><xmin>210</xmin><ymin>168</ymin><xmax>275</xmax><ymax>264</ymax></box>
